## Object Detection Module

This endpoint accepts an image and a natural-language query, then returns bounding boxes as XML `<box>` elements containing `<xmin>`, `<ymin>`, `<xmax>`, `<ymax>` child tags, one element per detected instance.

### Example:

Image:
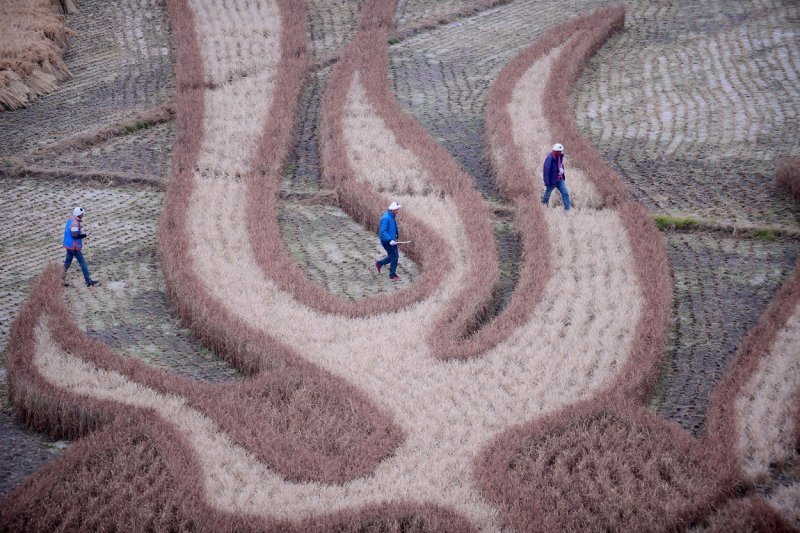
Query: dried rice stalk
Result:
<box><xmin>0</xmin><ymin>0</ymin><xmax>75</xmax><ymax>110</ymax></box>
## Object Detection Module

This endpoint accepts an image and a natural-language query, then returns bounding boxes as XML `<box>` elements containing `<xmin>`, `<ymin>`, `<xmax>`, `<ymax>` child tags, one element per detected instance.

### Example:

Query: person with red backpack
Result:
<box><xmin>62</xmin><ymin>206</ymin><xmax>100</xmax><ymax>287</ymax></box>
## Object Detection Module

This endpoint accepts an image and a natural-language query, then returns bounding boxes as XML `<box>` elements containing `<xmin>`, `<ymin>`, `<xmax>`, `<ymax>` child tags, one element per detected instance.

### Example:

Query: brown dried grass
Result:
<box><xmin>706</xmin><ymin>157</ymin><xmax>800</xmax><ymax>486</ymax></box>
<box><xmin>733</xmin><ymin>301</ymin><xmax>800</xmax><ymax>481</ymax></box>
<box><xmin>705</xmin><ymin>255</ymin><xmax>800</xmax><ymax>482</ymax></box>
<box><xmin>693</xmin><ymin>495</ymin><xmax>795</xmax><ymax>532</ymax></box>
<box><xmin>474</xmin><ymin>6</ymin><xmax>736</xmax><ymax>529</ymax></box>
<box><xmin>777</xmin><ymin>157</ymin><xmax>800</xmax><ymax>202</ymax></box>
<box><xmin>487</xmin><ymin>5</ymin><xmax>670</xmax><ymax>403</ymax></box>
<box><xmin>322</xmin><ymin>0</ymin><xmax>554</xmax><ymax>360</ymax></box>
<box><xmin>6</xmin><ymin>265</ymin><xmax>402</xmax><ymax>484</ymax></box>
<box><xmin>546</xmin><ymin>6</ymin><xmax>673</xmax><ymax>405</ymax></box>
<box><xmin>476</xmin><ymin>402</ymin><xmax>724</xmax><ymax>532</ymax></box>
<box><xmin>0</xmin><ymin>0</ymin><xmax>74</xmax><ymax>110</ymax></box>
<box><xmin>1</xmin><ymin>1</ymin><xmax>400</xmax><ymax>498</ymax></box>
<box><xmin>5</xmin><ymin>0</ymin><xmax>792</xmax><ymax>528</ymax></box>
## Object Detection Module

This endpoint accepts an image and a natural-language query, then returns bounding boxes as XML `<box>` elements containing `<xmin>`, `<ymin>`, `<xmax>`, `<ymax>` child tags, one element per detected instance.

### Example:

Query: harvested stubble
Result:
<box><xmin>733</xmin><ymin>301</ymin><xmax>800</xmax><ymax>482</ymax></box>
<box><xmin>392</xmin><ymin>0</ymin><xmax>511</xmax><ymax>41</ymax></box>
<box><xmin>161</xmin><ymin>1</ymin><xmax>646</xmax><ymax>527</ymax></box>
<box><xmin>650</xmin><ymin>232</ymin><xmax>800</xmax><ymax>436</ymax></box>
<box><xmin>0</xmin><ymin>0</ymin><xmax>74</xmax><ymax>110</ymax></box>
<box><xmin>473</xmin><ymin>6</ymin><xmax>731</xmax><ymax>530</ymax></box>
<box><xmin>572</xmin><ymin>0</ymin><xmax>800</xmax><ymax>229</ymax></box>
<box><xmin>0</xmin><ymin>0</ymin><xmax>175</xmax><ymax>161</ymax></box>
<box><xmin>765</xmin><ymin>483</ymin><xmax>800</xmax><ymax>531</ymax></box>
<box><xmin>388</xmin><ymin>0</ymin><xmax>622</xmax><ymax>332</ymax></box>
<box><xmin>306</xmin><ymin>0</ymin><xmax>365</xmax><ymax>66</ymax></box>
<box><xmin>330</xmin><ymin>18</ymin><xmax>510</xmax><ymax>357</ymax></box>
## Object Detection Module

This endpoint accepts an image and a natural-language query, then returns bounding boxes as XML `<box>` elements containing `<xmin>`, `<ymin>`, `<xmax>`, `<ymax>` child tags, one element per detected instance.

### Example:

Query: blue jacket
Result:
<box><xmin>63</xmin><ymin>216</ymin><xmax>85</xmax><ymax>250</ymax></box>
<box><xmin>379</xmin><ymin>210</ymin><xmax>398</xmax><ymax>243</ymax></box>
<box><xmin>543</xmin><ymin>151</ymin><xmax>565</xmax><ymax>187</ymax></box>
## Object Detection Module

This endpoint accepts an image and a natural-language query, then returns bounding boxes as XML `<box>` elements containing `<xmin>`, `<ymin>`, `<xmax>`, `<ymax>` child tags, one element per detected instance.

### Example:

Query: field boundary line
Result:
<box><xmin>1</xmin><ymin>161</ymin><xmax>165</xmax><ymax>189</ymax></box>
<box><xmin>22</xmin><ymin>104</ymin><xmax>174</xmax><ymax>158</ymax></box>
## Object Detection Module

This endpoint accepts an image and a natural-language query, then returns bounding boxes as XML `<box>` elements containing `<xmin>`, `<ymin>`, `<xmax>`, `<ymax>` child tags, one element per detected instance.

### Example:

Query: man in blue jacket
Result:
<box><xmin>542</xmin><ymin>143</ymin><xmax>570</xmax><ymax>211</ymax></box>
<box><xmin>375</xmin><ymin>201</ymin><xmax>402</xmax><ymax>281</ymax></box>
<box><xmin>62</xmin><ymin>206</ymin><xmax>100</xmax><ymax>287</ymax></box>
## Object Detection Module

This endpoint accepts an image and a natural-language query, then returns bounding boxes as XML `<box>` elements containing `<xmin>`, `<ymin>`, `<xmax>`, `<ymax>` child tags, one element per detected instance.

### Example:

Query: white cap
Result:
<box><xmin>552</xmin><ymin>143</ymin><xmax>564</xmax><ymax>152</ymax></box>
<box><xmin>388</xmin><ymin>201</ymin><xmax>402</xmax><ymax>211</ymax></box>
<box><xmin>73</xmin><ymin>207</ymin><xmax>84</xmax><ymax>217</ymax></box>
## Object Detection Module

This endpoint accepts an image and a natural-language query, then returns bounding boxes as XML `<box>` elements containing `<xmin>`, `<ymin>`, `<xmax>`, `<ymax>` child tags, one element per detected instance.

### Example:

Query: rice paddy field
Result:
<box><xmin>1</xmin><ymin>0</ymin><xmax>798</xmax><ymax>530</ymax></box>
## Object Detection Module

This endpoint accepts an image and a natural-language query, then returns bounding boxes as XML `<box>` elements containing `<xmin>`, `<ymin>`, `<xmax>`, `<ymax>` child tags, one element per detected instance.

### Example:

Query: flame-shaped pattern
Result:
<box><xmin>3</xmin><ymin>0</ymin><xmax>798</xmax><ymax>530</ymax></box>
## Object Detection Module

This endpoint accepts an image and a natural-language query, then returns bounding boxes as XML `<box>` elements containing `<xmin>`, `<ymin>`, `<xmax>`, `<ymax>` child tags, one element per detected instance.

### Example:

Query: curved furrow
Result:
<box><xmin>2</xmin><ymin>271</ymin><xmax>467</xmax><ymax>529</ymax></box>
<box><xmin>473</xmin><ymin>6</ymin><xmax>736</xmax><ymax>530</ymax></box>
<box><xmin>572</xmin><ymin>0</ymin><xmax>800</xmax><ymax>228</ymax></box>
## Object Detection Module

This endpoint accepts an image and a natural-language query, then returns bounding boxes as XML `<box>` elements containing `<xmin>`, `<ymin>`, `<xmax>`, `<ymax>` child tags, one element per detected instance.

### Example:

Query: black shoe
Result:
<box><xmin>87</xmin><ymin>279</ymin><xmax>101</xmax><ymax>287</ymax></box>
<box><xmin>375</xmin><ymin>261</ymin><xmax>382</xmax><ymax>274</ymax></box>
<box><xmin>390</xmin><ymin>274</ymin><xmax>400</xmax><ymax>281</ymax></box>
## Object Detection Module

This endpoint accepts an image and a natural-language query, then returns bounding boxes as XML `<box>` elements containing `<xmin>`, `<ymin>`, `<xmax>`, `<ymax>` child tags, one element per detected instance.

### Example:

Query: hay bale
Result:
<box><xmin>0</xmin><ymin>0</ymin><xmax>75</xmax><ymax>110</ymax></box>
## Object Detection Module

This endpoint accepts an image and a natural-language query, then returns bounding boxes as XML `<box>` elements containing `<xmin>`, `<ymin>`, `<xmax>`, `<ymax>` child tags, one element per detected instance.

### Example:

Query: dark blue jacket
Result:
<box><xmin>379</xmin><ymin>210</ymin><xmax>398</xmax><ymax>242</ymax></box>
<box><xmin>543</xmin><ymin>151</ymin><xmax>565</xmax><ymax>187</ymax></box>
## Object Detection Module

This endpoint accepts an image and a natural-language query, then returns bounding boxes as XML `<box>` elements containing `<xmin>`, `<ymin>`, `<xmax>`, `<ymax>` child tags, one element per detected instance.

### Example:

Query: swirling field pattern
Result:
<box><xmin>1</xmin><ymin>0</ymin><xmax>798</xmax><ymax>531</ymax></box>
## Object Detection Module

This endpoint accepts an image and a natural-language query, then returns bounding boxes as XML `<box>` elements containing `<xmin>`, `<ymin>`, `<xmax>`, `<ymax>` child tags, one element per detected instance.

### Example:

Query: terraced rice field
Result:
<box><xmin>1</xmin><ymin>0</ymin><xmax>798</xmax><ymax>530</ymax></box>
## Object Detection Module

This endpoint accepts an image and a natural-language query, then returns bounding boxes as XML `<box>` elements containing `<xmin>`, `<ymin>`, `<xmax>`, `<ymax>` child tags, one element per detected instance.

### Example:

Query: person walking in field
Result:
<box><xmin>375</xmin><ymin>201</ymin><xmax>402</xmax><ymax>281</ymax></box>
<box><xmin>62</xmin><ymin>206</ymin><xmax>100</xmax><ymax>287</ymax></box>
<box><xmin>542</xmin><ymin>142</ymin><xmax>570</xmax><ymax>211</ymax></box>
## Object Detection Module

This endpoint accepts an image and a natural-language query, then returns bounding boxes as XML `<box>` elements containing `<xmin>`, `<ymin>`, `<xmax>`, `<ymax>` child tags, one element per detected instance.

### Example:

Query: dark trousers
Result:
<box><xmin>377</xmin><ymin>240</ymin><xmax>399</xmax><ymax>276</ymax></box>
<box><xmin>64</xmin><ymin>249</ymin><xmax>92</xmax><ymax>286</ymax></box>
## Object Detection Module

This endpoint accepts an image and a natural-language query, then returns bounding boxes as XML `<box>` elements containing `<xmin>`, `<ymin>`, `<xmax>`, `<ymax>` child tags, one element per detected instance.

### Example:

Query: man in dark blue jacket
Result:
<box><xmin>542</xmin><ymin>143</ymin><xmax>570</xmax><ymax>211</ymax></box>
<box><xmin>375</xmin><ymin>201</ymin><xmax>402</xmax><ymax>281</ymax></box>
<box><xmin>62</xmin><ymin>206</ymin><xmax>100</xmax><ymax>287</ymax></box>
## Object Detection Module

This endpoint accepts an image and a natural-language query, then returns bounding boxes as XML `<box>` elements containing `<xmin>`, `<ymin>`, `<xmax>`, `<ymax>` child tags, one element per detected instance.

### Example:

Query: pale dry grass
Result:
<box><xmin>509</xmin><ymin>43</ymin><xmax>603</xmax><ymax>210</ymax></box>
<box><xmin>734</xmin><ymin>301</ymin><xmax>800</xmax><ymax>481</ymax></box>
<box><xmin>344</xmin><ymin>73</ymin><xmax>443</xmax><ymax>197</ymax></box>
<box><xmin>10</xmin><ymin>1</ymin><xmax>652</xmax><ymax>529</ymax></box>
<box><xmin>183</xmin><ymin>43</ymin><xmax>641</xmax><ymax>528</ymax></box>
<box><xmin>0</xmin><ymin>0</ymin><xmax>74</xmax><ymax>110</ymax></box>
<box><xmin>767</xmin><ymin>483</ymin><xmax>800</xmax><ymax>530</ymax></box>
<box><xmin>178</xmin><ymin>3</ymin><xmax>638</xmax><ymax>527</ymax></box>
<box><xmin>32</xmin><ymin>316</ymin><xmax>273</xmax><ymax>515</ymax></box>
<box><xmin>190</xmin><ymin>0</ymin><xmax>281</xmax><ymax>179</ymax></box>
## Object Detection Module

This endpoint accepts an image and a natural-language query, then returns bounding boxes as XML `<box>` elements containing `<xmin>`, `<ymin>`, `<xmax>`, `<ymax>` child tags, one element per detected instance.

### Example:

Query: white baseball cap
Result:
<box><xmin>73</xmin><ymin>207</ymin><xmax>84</xmax><ymax>217</ymax></box>
<box><xmin>552</xmin><ymin>143</ymin><xmax>564</xmax><ymax>152</ymax></box>
<box><xmin>388</xmin><ymin>202</ymin><xmax>402</xmax><ymax>211</ymax></box>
